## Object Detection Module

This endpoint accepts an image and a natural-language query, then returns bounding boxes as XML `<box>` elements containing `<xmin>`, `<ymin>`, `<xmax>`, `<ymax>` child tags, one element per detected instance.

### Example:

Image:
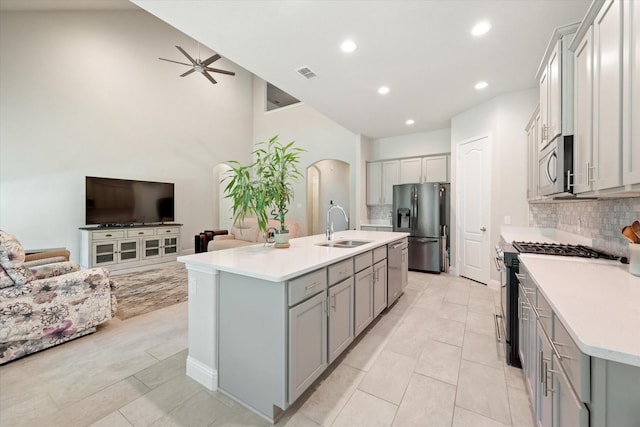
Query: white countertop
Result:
<box><xmin>500</xmin><ymin>226</ymin><xmax>592</xmax><ymax>246</ymax></box>
<box><xmin>520</xmin><ymin>254</ymin><xmax>640</xmax><ymax>367</ymax></box>
<box><xmin>178</xmin><ymin>230</ymin><xmax>408</xmax><ymax>282</ymax></box>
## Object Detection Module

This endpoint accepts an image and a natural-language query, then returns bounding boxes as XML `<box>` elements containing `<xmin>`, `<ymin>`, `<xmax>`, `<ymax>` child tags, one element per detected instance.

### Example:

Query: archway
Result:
<box><xmin>306</xmin><ymin>160</ymin><xmax>350</xmax><ymax>235</ymax></box>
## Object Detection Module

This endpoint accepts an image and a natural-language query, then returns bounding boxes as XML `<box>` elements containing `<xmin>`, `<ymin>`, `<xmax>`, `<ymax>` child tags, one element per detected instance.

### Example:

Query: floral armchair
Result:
<box><xmin>0</xmin><ymin>230</ymin><xmax>118</xmax><ymax>365</ymax></box>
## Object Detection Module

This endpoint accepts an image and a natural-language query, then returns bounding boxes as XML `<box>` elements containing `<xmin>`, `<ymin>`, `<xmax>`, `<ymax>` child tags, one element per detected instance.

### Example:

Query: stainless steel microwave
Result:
<box><xmin>538</xmin><ymin>135</ymin><xmax>574</xmax><ymax>197</ymax></box>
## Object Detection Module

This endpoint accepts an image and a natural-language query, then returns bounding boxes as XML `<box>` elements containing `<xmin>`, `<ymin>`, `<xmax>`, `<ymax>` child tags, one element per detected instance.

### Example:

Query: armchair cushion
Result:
<box><xmin>0</xmin><ymin>231</ymin><xmax>31</xmax><ymax>287</ymax></box>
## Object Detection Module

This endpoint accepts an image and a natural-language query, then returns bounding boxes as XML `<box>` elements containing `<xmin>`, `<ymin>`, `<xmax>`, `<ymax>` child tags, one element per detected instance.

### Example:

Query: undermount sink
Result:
<box><xmin>315</xmin><ymin>239</ymin><xmax>372</xmax><ymax>248</ymax></box>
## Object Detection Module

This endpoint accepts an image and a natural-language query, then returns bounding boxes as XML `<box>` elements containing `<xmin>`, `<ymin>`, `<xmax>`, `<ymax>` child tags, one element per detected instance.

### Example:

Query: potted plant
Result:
<box><xmin>224</xmin><ymin>135</ymin><xmax>305</xmax><ymax>246</ymax></box>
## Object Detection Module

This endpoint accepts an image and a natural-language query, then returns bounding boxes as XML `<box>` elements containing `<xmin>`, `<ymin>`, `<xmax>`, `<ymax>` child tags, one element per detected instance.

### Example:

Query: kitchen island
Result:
<box><xmin>177</xmin><ymin>230</ymin><xmax>409</xmax><ymax>422</ymax></box>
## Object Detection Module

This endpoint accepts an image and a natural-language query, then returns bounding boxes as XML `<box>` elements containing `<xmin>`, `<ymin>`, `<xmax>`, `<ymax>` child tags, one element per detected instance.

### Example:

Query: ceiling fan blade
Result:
<box><xmin>159</xmin><ymin>57</ymin><xmax>192</xmax><ymax>67</ymax></box>
<box><xmin>206</xmin><ymin>67</ymin><xmax>236</xmax><ymax>76</ymax></box>
<box><xmin>201</xmin><ymin>70</ymin><xmax>218</xmax><ymax>85</ymax></box>
<box><xmin>201</xmin><ymin>54</ymin><xmax>221</xmax><ymax>67</ymax></box>
<box><xmin>180</xmin><ymin>68</ymin><xmax>196</xmax><ymax>77</ymax></box>
<box><xmin>175</xmin><ymin>46</ymin><xmax>197</xmax><ymax>65</ymax></box>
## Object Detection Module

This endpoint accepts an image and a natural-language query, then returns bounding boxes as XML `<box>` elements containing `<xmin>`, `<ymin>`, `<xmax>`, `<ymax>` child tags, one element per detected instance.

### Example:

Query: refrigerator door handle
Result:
<box><xmin>414</xmin><ymin>238</ymin><xmax>439</xmax><ymax>244</ymax></box>
<box><xmin>411</xmin><ymin>185</ymin><xmax>417</xmax><ymax>235</ymax></box>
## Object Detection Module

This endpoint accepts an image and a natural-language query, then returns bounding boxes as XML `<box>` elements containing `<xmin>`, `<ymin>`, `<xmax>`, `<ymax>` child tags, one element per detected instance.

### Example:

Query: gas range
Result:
<box><xmin>512</xmin><ymin>241</ymin><xmax>626</xmax><ymax>263</ymax></box>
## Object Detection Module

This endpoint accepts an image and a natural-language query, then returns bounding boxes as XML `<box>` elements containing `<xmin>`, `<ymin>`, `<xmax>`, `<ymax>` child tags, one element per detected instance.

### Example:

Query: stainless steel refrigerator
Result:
<box><xmin>392</xmin><ymin>183</ymin><xmax>450</xmax><ymax>273</ymax></box>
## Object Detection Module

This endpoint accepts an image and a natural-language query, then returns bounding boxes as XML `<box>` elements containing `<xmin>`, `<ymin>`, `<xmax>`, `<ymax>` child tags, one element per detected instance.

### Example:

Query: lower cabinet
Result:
<box><xmin>354</xmin><ymin>266</ymin><xmax>374</xmax><ymax>336</ymax></box>
<box><xmin>289</xmin><ymin>291</ymin><xmax>328</xmax><ymax>403</ymax></box>
<box><xmin>519</xmin><ymin>264</ymin><xmax>590</xmax><ymax>427</ymax></box>
<box><xmin>373</xmin><ymin>259</ymin><xmax>387</xmax><ymax>317</ymax></box>
<box><xmin>328</xmin><ymin>277</ymin><xmax>354</xmax><ymax>364</ymax></box>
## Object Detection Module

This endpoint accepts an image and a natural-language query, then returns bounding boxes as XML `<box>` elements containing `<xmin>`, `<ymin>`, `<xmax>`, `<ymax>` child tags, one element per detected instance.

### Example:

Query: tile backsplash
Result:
<box><xmin>529</xmin><ymin>197</ymin><xmax>640</xmax><ymax>257</ymax></box>
<box><xmin>368</xmin><ymin>205</ymin><xmax>393</xmax><ymax>221</ymax></box>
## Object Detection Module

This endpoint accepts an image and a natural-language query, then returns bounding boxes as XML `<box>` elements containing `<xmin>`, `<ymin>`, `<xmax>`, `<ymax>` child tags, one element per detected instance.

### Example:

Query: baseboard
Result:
<box><xmin>186</xmin><ymin>355</ymin><xmax>218</xmax><ymax>391</ymax></box>
<box><xmin>488</xmin><ymin>278</ymin><xmax>501</xmax><ymax>290</ymax></box>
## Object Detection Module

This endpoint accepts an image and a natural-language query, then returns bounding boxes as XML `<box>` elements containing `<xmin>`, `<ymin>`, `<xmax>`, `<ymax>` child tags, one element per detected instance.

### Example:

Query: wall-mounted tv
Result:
<box><xmin>85</xmin><ymin>176</ymin><xmax>175</xmax><ymax>226</ymax></box>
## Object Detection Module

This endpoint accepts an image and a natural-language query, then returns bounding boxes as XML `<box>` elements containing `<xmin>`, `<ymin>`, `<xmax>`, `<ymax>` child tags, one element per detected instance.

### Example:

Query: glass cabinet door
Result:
<box><xmin>143</xmin><ymin>238</ymin><xmax>161</xmax><ymax>259</ymax></box>
<box><xmin>118</xmin><ymin>240</ymin><xmax>139</xmax><ymax>263</ymax></box>
<box><xmin>93</xmin><ymin>242</ymin><xmax>116</xmax><ymax>265</ymax></box>
<box><xmin>162</xmin><ymin>236</ymin><xmax>178</xmax><ymax>255</ymax></box>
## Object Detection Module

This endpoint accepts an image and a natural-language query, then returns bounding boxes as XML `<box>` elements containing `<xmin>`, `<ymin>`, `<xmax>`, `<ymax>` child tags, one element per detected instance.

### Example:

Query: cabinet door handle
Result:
<box><xmin>331</xmin><ymin>294</ymin><xmax>336</xmax><ymax>311</ymax></box>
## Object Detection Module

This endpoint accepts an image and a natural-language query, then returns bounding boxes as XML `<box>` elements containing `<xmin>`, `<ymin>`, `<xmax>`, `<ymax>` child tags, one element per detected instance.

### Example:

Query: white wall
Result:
<box><xmin>251</xmin><ymin>77</ymin><xmax>358</xmax><ymax>236</ymax></box>
<box><xmin>369</xmin><ymin>128</ymin><xmax>451</xmax><ymax>161</ymax></box>
<box><xmin>450</xmin><ymin>88</ymin><xmax>538</xmax><ymax>283</ymax></box>
<box><xmin>0</xmin><ymin>10</ymin><xmax>254</xmax><ymax>259</ymax></box>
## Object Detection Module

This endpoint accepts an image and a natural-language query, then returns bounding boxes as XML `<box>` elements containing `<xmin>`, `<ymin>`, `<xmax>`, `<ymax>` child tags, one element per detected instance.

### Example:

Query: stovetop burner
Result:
<box><xmin>512</xmin><ymin>241</ymin><xmax>622</xmax><ymax>261</ymax></box>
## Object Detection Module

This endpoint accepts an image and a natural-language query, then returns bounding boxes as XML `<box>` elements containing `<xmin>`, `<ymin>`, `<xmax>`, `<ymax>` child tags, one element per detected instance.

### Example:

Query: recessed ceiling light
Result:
<box><xmin>378</xmin><ymin>86</ymin><xmax>390</xmax><ymax>95</ymax></box>
<box><xmin>340</xmin><ymin>39</ymin><xmax>357</xmax><ymax>53</ymax></box>
<box><xmin>474</xmin><ymin>81</ymin><xmax>489</xmax><ymax>90</ymax></box>
<box><xmin>406</xmin><ymin>119</ymin><xmax>415</xmax><ymax>125</ymax></box>
<box><xmin>471</xmin><ymin>21</ymin><xmax>492</xmax><ymax>36</ymax></box>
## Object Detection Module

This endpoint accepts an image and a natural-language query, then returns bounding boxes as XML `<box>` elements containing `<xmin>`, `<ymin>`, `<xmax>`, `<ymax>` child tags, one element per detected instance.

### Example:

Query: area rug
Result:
<box><xmin>113</xmin><ymin>263</ymin><xmax>188</xmax><ymax>320</ymax></box>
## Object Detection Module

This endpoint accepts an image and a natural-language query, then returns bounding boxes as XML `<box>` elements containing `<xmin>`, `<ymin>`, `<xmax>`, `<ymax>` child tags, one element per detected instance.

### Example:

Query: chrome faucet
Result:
<box><xmin>326</xmin><ymin>201</ymin><xmax>349</xmax><ymax>240</ymax></box>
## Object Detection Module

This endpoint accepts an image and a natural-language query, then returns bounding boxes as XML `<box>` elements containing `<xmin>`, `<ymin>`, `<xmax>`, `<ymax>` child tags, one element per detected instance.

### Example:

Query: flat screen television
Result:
<box><xmin>85</xmin><ymin>176</ymin><xmax>175</xmax><ymax>226</ymax></box>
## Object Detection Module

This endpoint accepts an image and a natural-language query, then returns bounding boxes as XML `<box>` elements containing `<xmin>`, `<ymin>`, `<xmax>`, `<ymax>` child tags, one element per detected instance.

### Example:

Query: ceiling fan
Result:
<box><xmin>159</xmin><ymin>44</ymin><xmax>235</xmax><ymax>85</ymax></box>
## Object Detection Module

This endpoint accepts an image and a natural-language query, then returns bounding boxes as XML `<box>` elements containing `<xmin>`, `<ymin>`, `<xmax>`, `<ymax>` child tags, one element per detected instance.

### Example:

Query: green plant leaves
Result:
<box><xmin>223</xmin><ymin>135</ymin><xmax>305</xmax><ymax>233</ymax></box>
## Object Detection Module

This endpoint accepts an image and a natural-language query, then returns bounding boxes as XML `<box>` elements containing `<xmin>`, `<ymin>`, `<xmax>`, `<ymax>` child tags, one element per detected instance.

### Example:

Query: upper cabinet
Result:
<box><xmin>399</xmin><ymin>155</ymin><xmax>449</xmax><ymax>184</ymax></box>
<box><xmin>569</xmin><ymin>0</ymin><xmax>640</xmax><ymax>194</ymax></box>
<box><xmin>526</xmin><ymin>106</ymin><xmax>541</xmax><ymax>201</ymax></box>
<box><xmin>537</xmin><ymin>23</ymin><xmax>578</xmax><ymax>150</ymax></box>
<box><xmin>623</xmin><ymin>0</ymin><xmax>640</xmax><ymax>185</ymax></box>
<box><xmin>366</xmin><ymin>160</ymin><xmax>399</xmax><ymax>205</ymax></box>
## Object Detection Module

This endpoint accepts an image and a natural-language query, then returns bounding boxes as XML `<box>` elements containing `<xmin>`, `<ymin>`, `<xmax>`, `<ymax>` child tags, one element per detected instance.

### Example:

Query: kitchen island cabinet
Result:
<box><xmin>178</xmin><ymin>230</ymin><xmax>408</xmax><ymax>423</ymax></box>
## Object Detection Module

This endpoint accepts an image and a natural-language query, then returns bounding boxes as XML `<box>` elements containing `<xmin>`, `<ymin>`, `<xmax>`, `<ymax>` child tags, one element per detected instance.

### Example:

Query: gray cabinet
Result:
<box><xmin>399</xmin><ymin>155</ymin><xmax>449</xmax><ymax>184</ymax></box>
<box><xmin>537</xmin><ymin>23</ymin><xmax>577</xmax><ymax>148</ymax></box>
<box><xmin>570</xmin><ymin>0</ymin><xmax>640</xmax><ymax>193</ymax></box>
<box><xmin>366</xmin><ymin>160</ymin><xmax>399</xmax><ymax>205</ymax></box>
<box><xmin>354</xmin><ymin>268</ymin><xmax>374</xmax><ymax>335</ymax></box>
<box><xmin>519</xmin><ymin>264</ymin><xmax>589</xmax><ymax>427</ymax></box>
<box><xmin>373</xmin><ymin>259</ymin><xmax>387</xmax><ymax>317</ymax></box>
<box><xmin>289</xmin><ymin>290</ymin><xmax>327</xmax><ymax>403</ymax></box>
<box><xmin>354</xmin><ymin>251</ymin><xmax>374</xmax><ymax>336</ymax></box>
<box><xmin>328</xmin><ymin>276</ymin><xmax>354</xmax><ymax>363</ymax></box>
<box><xmin>526</xmin><ymin>107</ymin><xmax>541</xmax><ymax>201</ymax></box>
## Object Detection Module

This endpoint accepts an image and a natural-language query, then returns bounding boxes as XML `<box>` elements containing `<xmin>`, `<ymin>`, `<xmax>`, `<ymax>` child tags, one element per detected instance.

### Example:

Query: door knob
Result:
<box><xmin>480</xmin><ymin>227</ymin><xmax>487</xmax><ymax>232</ymax></box>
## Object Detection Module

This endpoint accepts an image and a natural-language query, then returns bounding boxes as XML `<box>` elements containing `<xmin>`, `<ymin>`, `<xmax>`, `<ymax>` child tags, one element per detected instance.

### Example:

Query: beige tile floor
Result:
<box><xmin>0</xmin><ymin>272</ymin><xmax>536</xmax><ymax>427</ymax></box>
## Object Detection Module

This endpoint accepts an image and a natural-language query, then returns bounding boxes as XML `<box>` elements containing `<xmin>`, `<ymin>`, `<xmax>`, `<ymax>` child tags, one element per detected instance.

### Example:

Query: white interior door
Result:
<box><xmin>457</xmin><ymin>136</ymin><xmax>491</xmax><ymax>284</ymax></box>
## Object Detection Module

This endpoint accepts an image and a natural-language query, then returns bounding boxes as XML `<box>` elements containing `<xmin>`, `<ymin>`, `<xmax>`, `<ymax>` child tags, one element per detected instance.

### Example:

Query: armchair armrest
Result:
<box><xmin>24</xmin><ymin>249</ymin><xmax>70</xmax><ymax>263</ymax></box>
<box><xmin>29</xmin><ymin>261</ymin><xmax>81</xmax><ymax>280</ymax></box>
<box><xmin>214</xmin><ymin>235</ymin><xmax>235</xmax><ymax>241</ymax></box>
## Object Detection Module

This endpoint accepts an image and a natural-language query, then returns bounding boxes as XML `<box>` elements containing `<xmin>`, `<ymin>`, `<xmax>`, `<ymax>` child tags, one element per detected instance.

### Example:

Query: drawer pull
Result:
<box><xmin>138</xmin><ymin>232</ymin><xmax>144</xmax><ymax>235</ymax></box>
<box><xmin>106</xmin><ymin>234</ymin><xmax>112</xmax><ymax>237</ymax></box>
<box><xmin>166</xmin><ymin>230</ymin><xmax>171</xmax><ymax>233</ymax></box>
<box><xmin>305</xmin><ymin>282</ymin><xmax>319</xmax><ymax>291</ymax></box>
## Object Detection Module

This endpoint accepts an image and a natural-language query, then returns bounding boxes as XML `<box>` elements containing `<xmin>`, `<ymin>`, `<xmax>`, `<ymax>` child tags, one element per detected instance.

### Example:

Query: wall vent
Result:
<box><xmin>296</xmin><ymin>66</ymin><xmax>317</xmax><ymax>79</ymax></box>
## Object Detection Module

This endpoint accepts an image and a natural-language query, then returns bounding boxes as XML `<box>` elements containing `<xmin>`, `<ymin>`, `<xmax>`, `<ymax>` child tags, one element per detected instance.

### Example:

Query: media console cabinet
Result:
<box><xmin>79</xmin><ymin>224</ymin><xmax>182</xmax><ymax>271</ymax></box>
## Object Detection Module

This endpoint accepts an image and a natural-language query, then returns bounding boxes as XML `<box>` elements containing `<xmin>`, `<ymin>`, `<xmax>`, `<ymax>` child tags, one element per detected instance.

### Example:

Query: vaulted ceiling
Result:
<box><xmin>2</xmin><ymin>0</ymin><xmax>592</xmax><ymax>139</ymax></box>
